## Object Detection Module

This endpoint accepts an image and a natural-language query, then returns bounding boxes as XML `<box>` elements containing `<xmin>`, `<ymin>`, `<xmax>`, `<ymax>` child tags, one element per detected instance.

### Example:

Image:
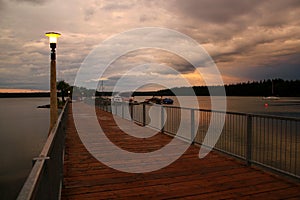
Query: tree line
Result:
<box><xmin>2</xmin><ymin>79</ymin><xmax>298</xmax><ymax>98</ymax></box>
<box><xmin>74</xmin><ymin>78</ymin><xmax>300</xmax><ymax>97</ymax></box>
<box><xmin>133</xmin><ymin>79</ymin><xmax>300</xmax><ymax>97</ymax></box>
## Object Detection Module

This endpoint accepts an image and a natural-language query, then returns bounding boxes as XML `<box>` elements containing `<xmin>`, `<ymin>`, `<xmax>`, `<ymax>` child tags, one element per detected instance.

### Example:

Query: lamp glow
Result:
<box><xmin>45</xmin><ymin>32</ymin><xmax>61</xmax><ymax>44</ymax></box>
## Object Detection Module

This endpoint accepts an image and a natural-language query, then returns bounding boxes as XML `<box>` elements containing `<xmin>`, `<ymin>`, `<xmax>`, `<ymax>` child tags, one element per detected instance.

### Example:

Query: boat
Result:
<box><xmin>162</xmin><ymin>98</ymin><xmax>174</xmax><ymax>104</ymax></box>
<box><xmin>111</xmin><ymin>94</ymin><xmax>123</xmax><ymax>103</ymax></box>
<box><xmin>263</xmin><ymin>96</ymin><xmax>280</xmax><ymax>100</ymax></box>
<box><xmin>263</xmin><ymin>80</ymin><xmax>280</xmax><ymax>100</ymax></box>
<box><xmin>144</xmin><ymin>96</ymin><xmax>174</xmax><ymax>105</ymax></box>
<box><xmin>144</xmin><ymin>97</ymin><xmax>162</xmax><ymax>104</ymax></box>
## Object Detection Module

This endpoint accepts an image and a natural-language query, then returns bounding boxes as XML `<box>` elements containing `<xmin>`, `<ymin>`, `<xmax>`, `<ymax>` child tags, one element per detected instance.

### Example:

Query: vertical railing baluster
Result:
<box><xmin>130</xmin><ymin>103</ymin><xmax>133</xmax><ymax>121</ymax></box>
<box><xmin>295</xmin><ymin>121</ymin><xmax>298</xmax><ymax>176</ymax></box>
<box><xmin>121</xmin><ymin>102</ymin><xmax>124</xmax><ymax>118</ymax></box>
<box><xmin>161</xmin><ymin>106</ymin><xmax>165</xmax><ymax>134</ymax></box>
<box><xmin>191</xmin><ymin>109</ymin><xmax>195</xmax><ymax>144</ymax></box>
<box><xmin>142</xmin><ymin>103</ymin><xmax>146</xmax><ymax>126</ymax></box>
<box><xmin>246</xmin><ymin>115</ymin><xmax>253</xmax><ymax>166</ymax></box>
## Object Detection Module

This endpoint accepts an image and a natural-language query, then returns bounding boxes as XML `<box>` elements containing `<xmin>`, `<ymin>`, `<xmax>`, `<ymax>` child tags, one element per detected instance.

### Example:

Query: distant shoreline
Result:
<box><xmin>0</xmin><ymin>92</ymin><xmax>50</xmax><ymax>98</ymax></box>
<box><xmin>1</xmin><ymin>92</ymin><xmax>300</xmax><ymax>98</ymax></box>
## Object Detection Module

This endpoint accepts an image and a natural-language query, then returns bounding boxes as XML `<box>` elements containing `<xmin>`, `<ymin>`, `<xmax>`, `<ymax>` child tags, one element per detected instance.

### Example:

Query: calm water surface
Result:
<box><xmin>134</xmin><ymin>96</ymin><xmax>300</xmax><ymax>117</ymax></box>
<box><xmin>0</xmin><ymin>98</ymin><xmax>49</xmax><ymax>200</ymax></box>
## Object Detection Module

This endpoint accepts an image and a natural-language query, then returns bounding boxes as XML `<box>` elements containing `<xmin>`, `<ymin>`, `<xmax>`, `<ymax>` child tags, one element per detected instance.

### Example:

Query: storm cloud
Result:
<box><xmin>0</xmin><ymin>0</ymin><xmax>299</xmax><ymax>90</ymax></box>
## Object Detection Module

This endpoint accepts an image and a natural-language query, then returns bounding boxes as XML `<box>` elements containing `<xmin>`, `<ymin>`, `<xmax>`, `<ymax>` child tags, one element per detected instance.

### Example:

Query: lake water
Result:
<box><xmin>134</xmin><ymin>96</ymin><xmax>300</xmax><ymax>118</ymax></box>
<box><xmin>0</xmin><ymin>98</ymin><xmax>49</xmax><ymax>200</ymax></box>
<box><xmin>1</xmin><ymin>96</ymin><xmax>300</xmax><ymax>199</ymax></box>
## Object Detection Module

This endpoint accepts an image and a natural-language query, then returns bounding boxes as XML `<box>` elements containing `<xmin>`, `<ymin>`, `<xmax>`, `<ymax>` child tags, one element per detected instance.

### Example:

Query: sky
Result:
<box><xmin>0</xmin><ymin>0</ymin><xmax>300</xmax><ymax>91</ymax></box>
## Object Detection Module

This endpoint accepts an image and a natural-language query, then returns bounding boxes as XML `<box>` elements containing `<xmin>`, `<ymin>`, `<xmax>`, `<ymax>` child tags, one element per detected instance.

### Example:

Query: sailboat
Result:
<box><xmin>263</xmin><ymin>80</ymin><xmax>280</xmax><ymax>100</ymax></box>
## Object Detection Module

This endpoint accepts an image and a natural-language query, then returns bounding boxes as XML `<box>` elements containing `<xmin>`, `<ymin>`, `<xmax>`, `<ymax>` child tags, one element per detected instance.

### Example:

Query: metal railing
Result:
<box><xmin>102</xmin><ymin>102</ymin><xmax>300</xmax><ymax>179</ymax></box>
<box><xmin>17</xmin><ymin>101</ymin><xmax>69</xmax><ymax>200</ymax></box>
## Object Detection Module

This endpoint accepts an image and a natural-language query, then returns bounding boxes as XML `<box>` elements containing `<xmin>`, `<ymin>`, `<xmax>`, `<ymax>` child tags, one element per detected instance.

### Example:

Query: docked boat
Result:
<box><xmin>111</xmin><ymin>94</ymin><xmax>123</xmax><ymax>103</ymax></box>
<box><xmin>144</xmin><ymin>97</ymin><xmax>174</xmax><ymax>105</ymax></box>
<box><xmin>263</xmin><ymin>96</ymin><xmax>280</xmax><ymax>100</ymax></box>
<box><xmin>144</xmin><ymin>97</ymin><xmax>162</xmax><ymax>104</ymax></box>
<box><xmin>162</xmin><ymin>98</ymin><xmax>174</xmax><ymax>104</ymax></box>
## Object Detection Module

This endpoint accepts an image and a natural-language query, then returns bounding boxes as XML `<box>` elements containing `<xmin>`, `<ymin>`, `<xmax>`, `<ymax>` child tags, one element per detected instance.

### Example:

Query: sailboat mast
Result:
<box><xmin>272</xmin><ymin>80</ymin><xmax>274</xmax><ymax>95</ymax></box>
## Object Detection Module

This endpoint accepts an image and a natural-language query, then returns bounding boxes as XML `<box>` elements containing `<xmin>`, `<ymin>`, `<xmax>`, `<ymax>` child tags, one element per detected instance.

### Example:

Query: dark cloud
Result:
<box><xmin>0</xmin><ymin>0</ymin><xmax>5</xmax><ymax>10</ymax></box>
<box><xmin>107</xmin><ymin>75</ymin><xmax>122</xmax><ymax>81</ymax></box>
<box><xmin>102</xmin><ymin>1</ymin><xmax>136</xmax><ymax>11</ymax></box>
<box><xmin>255</xmin><ymin>0</ymin><xmax>300</xmax><ymax>27</ymax></box>
<box><xmin>108</xmin><ymin>48</ymin><xmax>195</xmax><ymax>75</ymax></box>
<box><xmin>0</xmin><ymin>72</ymin><xmax>49</xmax><ymax>90</ymax></box>
<box><xmin>12</xmin><ymin>0</ymin><xmax>47</xmax><ymax>5</ymax></box>
<box><xmin>167</xmin><ymin>0</ymin><xmax>300</xmax><ymax>46</ymax></box>
<box><xmin>169</xmin><ymin>0</ymin><xmax>300</xmax><ymax>28</ymax></box>
<box><xmin>1</xmin><ymin>0</ymin><xmax>300</xmax><ymax>90</ymax></box>
<box><xmin>84</xmin><ymin>7</ymin><xmax>95</xmax><ymax>21</ymax></box>
<box><xmin>224</xmin><ymin>53</ymin><xmax>300</xmax><ymax>81</ymax></box>
<box><xmin>247</xmin><ymin>63</ymin><xmax>300</xmax><ymax>81</ymax></box>
<box><xmin>139</xmin><ymin>14</ymin><xmax>157</xmax><ymax>22</ymax></box>
<box><xmin>169</xmin><ymin>0</ymin><xmax>262</xmax><ymax>24</ymax></box>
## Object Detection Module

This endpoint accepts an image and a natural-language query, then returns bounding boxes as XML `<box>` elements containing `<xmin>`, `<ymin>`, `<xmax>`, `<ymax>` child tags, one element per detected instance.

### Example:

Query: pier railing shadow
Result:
<box><xmin>108</xmin><ymin>101</ymin><xmax>300</xmax><ymax>180</ymax></box>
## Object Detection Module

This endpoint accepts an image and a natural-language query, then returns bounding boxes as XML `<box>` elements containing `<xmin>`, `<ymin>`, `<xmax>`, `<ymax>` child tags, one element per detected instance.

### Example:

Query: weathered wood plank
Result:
<box><xmin>61</xmin><ymin>104</ymin><xmax>300</xmax><ymax>199</ymax></box>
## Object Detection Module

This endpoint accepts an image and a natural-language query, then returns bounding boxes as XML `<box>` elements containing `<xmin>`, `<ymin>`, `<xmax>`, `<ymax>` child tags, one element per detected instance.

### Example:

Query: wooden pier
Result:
<box><xmin>61</xmin><ymin>104</ymin><xmax>300</xmax><ymax>199</ymax></box>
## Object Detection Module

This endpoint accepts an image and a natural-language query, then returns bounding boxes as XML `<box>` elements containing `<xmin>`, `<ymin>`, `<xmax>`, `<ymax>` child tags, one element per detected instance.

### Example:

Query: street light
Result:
<box><xmin>45</xmin><ymin>32</ymin><xmax>61</xmax><ymax>131</ymax></box>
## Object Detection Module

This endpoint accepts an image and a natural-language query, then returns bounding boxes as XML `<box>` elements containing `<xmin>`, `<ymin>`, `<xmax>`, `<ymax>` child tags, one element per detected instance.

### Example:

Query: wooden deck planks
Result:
<box><xmin>61</xmin><ymin>104</ymin><xmax>300</xmax><ymax>199</ymax></box>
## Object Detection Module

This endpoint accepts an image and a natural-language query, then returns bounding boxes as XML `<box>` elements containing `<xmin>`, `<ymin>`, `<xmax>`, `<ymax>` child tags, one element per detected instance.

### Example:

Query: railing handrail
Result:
<box><xmin>108</xmin><ymin>101</ymin><xmax>300</xmax><ymax>179</ymax></box>
<box><xmin>17</xmin><ymin>100</ymin><xmax>69</xmax><ymax>200</ymax></box>
<box><xmin>141</xmin><ymin>103</ymin><xmax>300</xmax><ymax>121</ymax></box>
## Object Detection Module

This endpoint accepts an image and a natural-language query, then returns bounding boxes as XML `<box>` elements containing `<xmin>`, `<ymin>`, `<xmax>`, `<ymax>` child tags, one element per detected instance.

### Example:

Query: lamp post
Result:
<box><xmin>45</xmin><ymin>32</ymin><xmax>61</xmax><ymax>131</ymax></box>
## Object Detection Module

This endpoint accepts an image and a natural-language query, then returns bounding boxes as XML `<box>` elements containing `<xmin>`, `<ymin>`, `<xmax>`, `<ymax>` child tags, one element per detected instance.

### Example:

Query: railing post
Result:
<box><xmin>191</xmin><ymin>109</ymin><xmax>195</xmax><ymax>144</ymax></box>
<box><xmin>143</xmin><ymin>103</ymin><xmax>146</xmax><ymax>126</ymax></box>
<box><xmin>130</xmin><ymin>103</ymin><xmax>133</xmax><ymax>121</ymax></box>
<box><xmin>161</xmin><ymin>106</ymin><xmax>165</xmax><ymax>133</ymax></box>
<box><xmin>122</xmin><ymin>102</ymin><xmax>124</xmax><ymax>119</ymax></box>
<box><xmin>246</xmin><ymin>115</ymin><xmax>252</xmax><ymax>166</ymax></box>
